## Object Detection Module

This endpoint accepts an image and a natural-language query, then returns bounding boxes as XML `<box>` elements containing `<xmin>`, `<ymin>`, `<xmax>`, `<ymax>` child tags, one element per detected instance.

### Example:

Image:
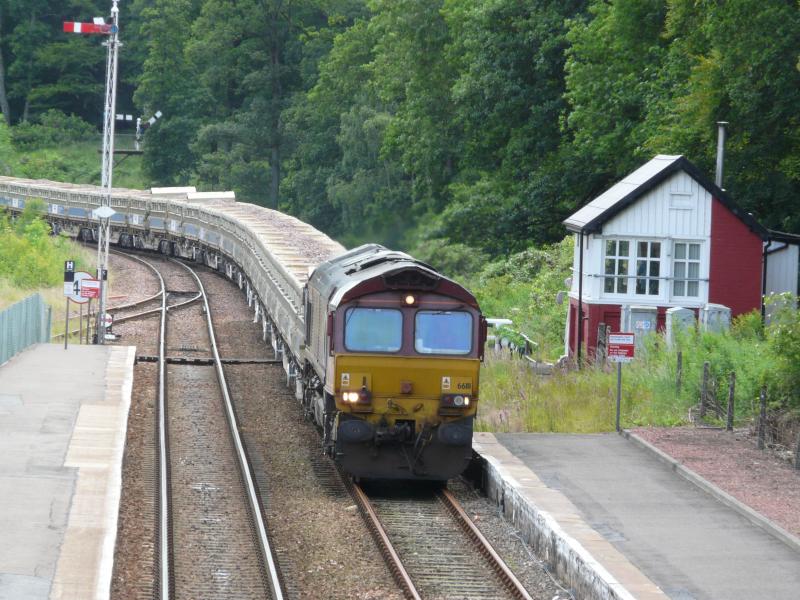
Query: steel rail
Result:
<box><xmin>125</xmin><ymin>254</ymin><xmax>171</xmax><ymax>600</ymax></box>
<box><xmin>106</xmin><ymin>250</ymin><xmax>201</xmax><ymax>322</ymax></box>
<box><xmin>50</xmin><ymin>291</ymin><xmax>168</xmax><ymax>340</ymax></box>
<box><xmin>107</xmin><ymin>289</ymin><xmax>163</xmax><ymax>312</ymax></box>
<box><xmin>438</xmin><ymin>488</ymin><xmax>534</xmax><ymax>600</ymax></box>
<box><xmin>172</xmin><ymin>259</ymin><xmax>284</xmax><ymax>600</ymax></box>
<box><xmin>108</xmin><ymin>293</ymin><xmax>201</xmax><ymax>323</ymax></box>
<box><xmin>346</xmin><ymin>481</ymin><xmax>421</xmax><ymax>600</ymax></box>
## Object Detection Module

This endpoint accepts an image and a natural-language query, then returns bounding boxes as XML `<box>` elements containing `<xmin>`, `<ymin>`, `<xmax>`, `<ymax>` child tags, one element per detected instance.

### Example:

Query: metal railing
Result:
<box><xmin>0</xmin><ymin>293</ymin><xmax>52</xmax><ymax>365</ymax></box>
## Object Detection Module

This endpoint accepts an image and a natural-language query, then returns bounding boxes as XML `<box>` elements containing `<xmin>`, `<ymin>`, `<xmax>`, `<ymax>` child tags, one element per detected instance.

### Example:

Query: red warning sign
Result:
<box><xmin>79</xmin><ymin>279</ymin><xmax>101</xmax><ymax>299</ymax></box>
<box><xmin>608</xmin><ymin>332</ymin><xmax>635</xmax><ymax>363</ymax></box>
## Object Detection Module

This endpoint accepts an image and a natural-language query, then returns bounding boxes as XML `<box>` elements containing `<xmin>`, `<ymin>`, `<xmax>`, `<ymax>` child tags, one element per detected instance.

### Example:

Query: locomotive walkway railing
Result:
<box><xmin>0</xmin><ymin>293</ymin><xmax>52</xmax><ymax>365</ymax></box>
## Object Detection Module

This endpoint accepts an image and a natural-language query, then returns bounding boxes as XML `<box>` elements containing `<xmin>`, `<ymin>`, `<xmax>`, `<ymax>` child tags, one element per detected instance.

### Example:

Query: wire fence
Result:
<box><xmin>0</xmin><ymin>293</ymin><xmax>52</xmax><ymax>365</ymax></box>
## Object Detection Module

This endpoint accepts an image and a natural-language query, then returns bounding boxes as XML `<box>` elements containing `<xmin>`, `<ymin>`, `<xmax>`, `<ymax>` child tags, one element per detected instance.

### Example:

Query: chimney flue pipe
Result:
<box><xmin>715</xmin><ymin>121</ymin><xmax>728</xmax><ymax>189</ymax></box>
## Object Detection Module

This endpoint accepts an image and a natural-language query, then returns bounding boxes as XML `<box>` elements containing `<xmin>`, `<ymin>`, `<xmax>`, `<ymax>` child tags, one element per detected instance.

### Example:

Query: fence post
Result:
<box><xmin>596</xmin><ymin>322</ymin><xmax>607</xmax><ymax>364</ymax></box>
<box><xmin>676</xmin><ymin>351</ymin><xmax>682</xmax><ymax>393</ymax></box>
<box><xmin>758</xmin><ymin>386</ymin><xmax>767</xmax><ymax>450</ymax></box>
<box><xmin>794</xmin><ymin>432</ymin><xmax>800</xmax><ymax>471</ymax></box>
<box><xmin>64</xmin><ymin>299</ymin><xmax>70</xmax><ymax>350</ymax></box>
<box><xmin>700</xmin><ymin>361</ymin><xmax>710</xmax><ymax>419</ymax></box>
<box><xmin>726</xmin><ymin>372</ymin><xmax>735</xmax><ymax>431</ymax></box>
<box><xmin>86</xmin><ymin>299</ymin><xmax>92</xmax><ymax>344</ymax></box>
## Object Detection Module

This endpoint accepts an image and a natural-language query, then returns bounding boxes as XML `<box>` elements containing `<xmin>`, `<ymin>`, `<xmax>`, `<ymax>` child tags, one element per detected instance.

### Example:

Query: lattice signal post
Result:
<box><xmin>64</xmin><ymin>1</ymin><xmax>121</xmax><ymax>344</ymax></box>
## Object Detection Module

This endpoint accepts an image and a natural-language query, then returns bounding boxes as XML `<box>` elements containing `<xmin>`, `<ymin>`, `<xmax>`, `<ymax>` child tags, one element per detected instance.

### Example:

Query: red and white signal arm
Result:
<box><xmin>63</xmin><ymin>21</ymin><xmax>112</xmax><ymax>34</ymax></box>
<box><xmin>607</xmin><ymin>332</ymin><xmax>635</xmax><ymax>363</ymax></box>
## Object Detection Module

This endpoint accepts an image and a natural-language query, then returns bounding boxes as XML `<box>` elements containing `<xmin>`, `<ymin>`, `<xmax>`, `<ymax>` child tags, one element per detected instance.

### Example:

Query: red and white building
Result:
<box><xmin>563</xmin><ymin>154</ymin><xmax>775</xmax><ymax>359</ymax></box>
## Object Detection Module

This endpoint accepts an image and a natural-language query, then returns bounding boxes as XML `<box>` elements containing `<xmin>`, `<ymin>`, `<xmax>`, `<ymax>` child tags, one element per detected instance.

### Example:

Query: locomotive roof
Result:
<box><xmin>310</xmin><ymin>244</ymin><xmax>479</xmax><ymax>309</ymax></box>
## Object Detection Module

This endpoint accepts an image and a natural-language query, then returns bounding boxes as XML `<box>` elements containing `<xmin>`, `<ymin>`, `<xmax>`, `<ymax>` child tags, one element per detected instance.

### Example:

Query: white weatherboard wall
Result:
<box><xmin>765</xmin><ymin>243</ymin><xmax>799</xmax><ymax>321</ymax></box>
<box><xmin>571</xmin><ymin>171</ymin><xmax>712</xmax><ymax>309</ymax></box>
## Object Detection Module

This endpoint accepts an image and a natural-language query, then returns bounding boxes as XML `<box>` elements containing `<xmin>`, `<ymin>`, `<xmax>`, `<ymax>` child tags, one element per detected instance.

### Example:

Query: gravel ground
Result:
<box><xmin>107</xmin><ymin>251</ymin><xmax>162</xmax><ymax>308</ymax></box>
<box><xmin>634</xmin><ymin>427</ymin><xmax>800</xmax><ymax>538</ymax></box>
<box><xmin>448</xmin><ymin>478</ymin><xmax>574</xmax><ymax>600</ymax></box>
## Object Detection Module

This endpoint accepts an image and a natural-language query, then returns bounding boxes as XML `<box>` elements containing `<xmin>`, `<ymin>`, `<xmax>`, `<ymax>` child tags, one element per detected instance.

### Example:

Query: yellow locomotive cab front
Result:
<box><xmin>333</xmin><ymin>353</ymin><xmax>480</xmax><ymax>479</ymax></box>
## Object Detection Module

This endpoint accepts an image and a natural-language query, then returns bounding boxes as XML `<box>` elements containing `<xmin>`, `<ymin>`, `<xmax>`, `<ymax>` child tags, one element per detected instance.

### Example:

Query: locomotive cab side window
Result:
<box><xmin>344</xmin><ymin>307</ymin><xmax>403</xmax><ymax>352</ymax></box>
<box><xmin>414</xmin><ymin>310</ymin><xmax>472</xmax><ymax>355</ymax></box>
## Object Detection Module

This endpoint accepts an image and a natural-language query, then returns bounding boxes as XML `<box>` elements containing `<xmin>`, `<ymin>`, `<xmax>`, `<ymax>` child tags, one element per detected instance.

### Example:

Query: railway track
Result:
<box><xmin>349</xmin><ymin>480</ymin><xmax>534</xmax><ymax>600</ymax></box>
<box><xmin>108</xmin><ymin>250</ymin><xmax>200</xmax><ymax>325</ymax></box>
<box><xmin>141</xmin><ymin>255</ymin><xmax>283</xmax><ymax>600</ymax></box>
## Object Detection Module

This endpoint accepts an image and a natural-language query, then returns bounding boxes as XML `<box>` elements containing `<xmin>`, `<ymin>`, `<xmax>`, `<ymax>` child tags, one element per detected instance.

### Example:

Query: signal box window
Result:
<box><xmin>415</xmin><ymin>311</ymin><xmax>472</xmax><ymax>355</ymax></box>
<box><xmin>344</xmin><ymin>308</ymin><xmax>402</xmax><ymax>352</ymax></box>
<box><xmin>604</xmin><ymin>240</ymin><xmax>630</xmax><ymax>294</ymax></box>
<box><xmin>636</xmin><ymin>241</ymin><xmax>661</xmax><ymax>295</ymax></box>
<box><xmin>673</xmin><ymin>242</ymin><xmax>701</xmax><ymax>297</ymax></box>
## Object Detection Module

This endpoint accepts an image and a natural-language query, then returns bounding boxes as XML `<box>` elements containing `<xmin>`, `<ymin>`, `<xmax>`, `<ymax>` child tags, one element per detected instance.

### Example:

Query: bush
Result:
<box><xmin>0</xmin><ymin>201</ymin><xmax>91</xmax><ymax>288</ymax></box>
<box><xmin>765</xmin><ymin>294</ymin><xmax>800</xmax><ymax>410</ymax></box>
<box><xmin>465</xmin><ymin>237</ymin><xmax>573</xmax><ymax>359</ymax></box>
<box><xmin>10</xmin><ymin>110</ymin><xmax>96</xmax><ymax>151</ymax></box>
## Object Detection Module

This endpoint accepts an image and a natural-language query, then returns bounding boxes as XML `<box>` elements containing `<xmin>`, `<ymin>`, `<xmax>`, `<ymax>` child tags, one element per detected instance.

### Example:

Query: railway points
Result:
<box><xmin>0</xmin><ymin>344</ymin><xmax>134</xmax><ymax>600</ymax></box>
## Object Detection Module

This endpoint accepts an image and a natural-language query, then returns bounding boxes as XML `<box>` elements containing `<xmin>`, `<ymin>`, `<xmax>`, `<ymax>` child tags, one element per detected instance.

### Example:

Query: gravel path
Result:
<box><xmin>634</xmin><ymin>427</ymin><xmax>800</xmax><ymax>538</ymax></box>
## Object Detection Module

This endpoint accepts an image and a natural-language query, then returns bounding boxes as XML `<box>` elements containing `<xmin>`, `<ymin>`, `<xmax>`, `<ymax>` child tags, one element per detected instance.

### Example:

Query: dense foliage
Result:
<box><xmin>2</xmin><ymin>1</ymin><xmax>798</xmax><ymax>255</ymax></box>
<box><xmin>0</xmin><ymin>201</ymin><xmax>90</xmax><ymax>288</ymax></box>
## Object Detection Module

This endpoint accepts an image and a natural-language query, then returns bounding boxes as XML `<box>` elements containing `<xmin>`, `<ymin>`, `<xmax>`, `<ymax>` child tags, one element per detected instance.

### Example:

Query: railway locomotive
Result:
<box><xmin>0</xmin><ymin>176</ymin><xmax>486</xmax><ymax>480</ymax></box>
<box><xmin>305</xmin><ymin>244</ymin><xmax>486</xmax><ymax>480</ymax></box>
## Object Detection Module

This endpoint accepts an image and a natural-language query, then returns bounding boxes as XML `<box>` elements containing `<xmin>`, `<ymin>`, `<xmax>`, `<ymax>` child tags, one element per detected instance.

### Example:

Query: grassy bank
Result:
<box><xmin>0</xmin><ymin>203</ymin><xmax>96</xmax><ymax>344</ymax></box>
<box><xmin>477</xmin><ymin>308</ymin><xmax>800</xmax><ymax>433</ymax></box>
<box><xmin>0</xmin><ymin>114</ymin><xmax>147</xmax><ymax>189</ymax></box>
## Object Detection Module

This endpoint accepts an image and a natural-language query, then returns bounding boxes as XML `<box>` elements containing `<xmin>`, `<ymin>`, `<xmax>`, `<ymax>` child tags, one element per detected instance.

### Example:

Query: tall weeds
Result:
<box><xmin>477</xmin><ymin>307</ymin><xmax>799</xmax><ymax>433</ymax></box>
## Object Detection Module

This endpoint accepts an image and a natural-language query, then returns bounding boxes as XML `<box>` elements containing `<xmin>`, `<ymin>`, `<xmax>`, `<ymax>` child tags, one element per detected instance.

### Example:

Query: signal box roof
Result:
<box><xmin>563</xmin><ymin>154</ymin><xmax>768</xmax><ymax>239</ymax></box>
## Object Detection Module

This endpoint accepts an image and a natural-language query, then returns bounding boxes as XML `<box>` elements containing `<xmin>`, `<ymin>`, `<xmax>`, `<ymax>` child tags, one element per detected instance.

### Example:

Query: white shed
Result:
<box><xmin>765</xmin><ymin>231</ymin><xmax>800</xmax><ymax>317</ymax></box>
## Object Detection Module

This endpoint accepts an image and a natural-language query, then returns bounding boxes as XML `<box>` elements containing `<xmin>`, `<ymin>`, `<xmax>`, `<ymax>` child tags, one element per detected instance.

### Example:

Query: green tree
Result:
<box><xmin>135</xmin><ymin>0</ymin><xmax>205</xmax><ymax>184</ymax></box>
<box><xmin>282</xmin><ymin>8</ymin><xmax>413</xmax><ymax>243</ymax></box>
<box><xmin>432</xmin><ymin>0</ymin><xmax>587</xmax><ymax>253</ymax></box>
<box><xmin>185</xmin><ymin>0</ymin><xmax>328</xmax><ymax>207</ymax></box>
<box><xmin>644</xmin><ymin>0</ymin><xmax>800</xmax><ymax>231</ymax></box>
<box><xmin>565</xmin><ymin>0</ymin><xmax>668</xmax><ymax>175</ymax></box>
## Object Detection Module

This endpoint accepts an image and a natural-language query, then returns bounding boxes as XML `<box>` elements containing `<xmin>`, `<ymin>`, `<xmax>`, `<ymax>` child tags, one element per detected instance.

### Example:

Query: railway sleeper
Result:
<box><xmin>136</xmin><ymin>355</ymin><xmax>280</xmax><ymax>365</ymax></box>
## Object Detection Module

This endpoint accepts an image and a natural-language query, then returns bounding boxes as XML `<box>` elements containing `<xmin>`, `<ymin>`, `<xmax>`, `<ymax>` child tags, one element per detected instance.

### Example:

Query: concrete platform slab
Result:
<box><xmin>483</xmin><ymin>432</ymin><xmax>800</xmax><ymax>600</ymax></box>
<box><xmin>0</xmin><ymin>344</ymin><xmax>134</xmax><ymax>600</ymax></box>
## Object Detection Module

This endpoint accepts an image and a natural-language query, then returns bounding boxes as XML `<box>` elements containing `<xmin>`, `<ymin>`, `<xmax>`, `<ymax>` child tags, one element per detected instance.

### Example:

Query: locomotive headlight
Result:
<box><xmin>404</xmin><ymin>294</ymin><xmax>416</xmax><ymax>306</ymax></box>
<box><xmin>453</xmin><ymin>395</ymin><xmax>465</xmax><ymax>407</ymax></box>
<box><xmin>343</xmin><ymin>392</ymin><xmax>359</xmax><ymax>403</ymax></box>
<box><xmin>464</xmin><ymin>396</ymin><xmax>470</xmax><ymax>406</ymax></box>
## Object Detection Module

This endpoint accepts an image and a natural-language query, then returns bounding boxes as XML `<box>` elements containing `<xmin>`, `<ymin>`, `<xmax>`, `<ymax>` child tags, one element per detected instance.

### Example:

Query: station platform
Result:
<box><xmin>473</xmin><ymin>432</ymin><xmax>800</xmax><ymax>600</ymax></box>
<box><xmin>0</xmin><ymin>343</ymin><xmax>135</xmax><ymax>600</ymax></box>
